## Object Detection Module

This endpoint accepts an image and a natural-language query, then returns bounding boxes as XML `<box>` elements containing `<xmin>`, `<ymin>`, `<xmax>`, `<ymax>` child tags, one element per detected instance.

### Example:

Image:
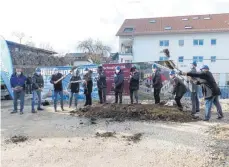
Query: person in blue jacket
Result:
<box><xmin>10</xmin><ymin>68</ymin><xmax>27</xmax><ymax>114</ymax></box>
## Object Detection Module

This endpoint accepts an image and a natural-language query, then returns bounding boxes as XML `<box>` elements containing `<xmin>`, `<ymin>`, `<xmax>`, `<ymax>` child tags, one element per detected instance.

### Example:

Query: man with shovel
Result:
<box><xmin>50</xmin><ymin>68</ymin><xmax>64</xmax><ymax>112</ymax></box>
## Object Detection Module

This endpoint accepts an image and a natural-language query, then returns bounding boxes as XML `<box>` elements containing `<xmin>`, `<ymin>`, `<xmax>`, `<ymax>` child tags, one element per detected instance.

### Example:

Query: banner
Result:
<box><xmin>39</xmin><ymin>65</ymin><xmax>98</xmax><ymax>102</ymax></box>
<box><xmin>103</xmin><ymin>63</ymin><xmax>132</xmax><ymax>96</ymax></box>
<box><xmin>0</xmin><ymin>37</ymin><xmax>14</xmax><ymax>99</ymax></box>
<box><xmin>103</xmin><ymin>62</ymin><xmax>171</xmax><ymax>100</ymax></box>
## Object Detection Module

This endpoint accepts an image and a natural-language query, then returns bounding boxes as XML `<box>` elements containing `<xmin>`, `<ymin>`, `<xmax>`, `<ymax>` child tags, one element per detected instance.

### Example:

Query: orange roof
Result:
<box><xmin>116</xmin><ymin>13</ymin><xmax>229</xmax><ymax>36</ymax></box>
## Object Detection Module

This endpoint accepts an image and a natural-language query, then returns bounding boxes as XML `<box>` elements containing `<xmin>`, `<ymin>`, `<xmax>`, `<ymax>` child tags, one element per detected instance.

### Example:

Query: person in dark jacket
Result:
<box><xmin>183</xmin><ymin>65</ymin><xmax>224</xmax><ymax>121</ymax></box>
<box><xmin>31</xmin><ymin>68</ymin><xmax>44</xmax><ymax>113</ymax></box>
<box><xmin>50</xmin><ymin>68</ymin><xmax>64</xmax><ymax>112</ymax></box>
<box><xmin>26</xmin><ymin>75</ymin><xmax>32</xmax><ymax>94</ymax></box>
<box><xmin>114</xmin><ymin>66</ymin><xmax>124</xmax><ymax>104</ymax></box>
<box><xmin>152</xmin><ymin>64</ymin><xmax>163</xmax><ymax>104</ymax></box>
<box><xmin>83</xmin><ymin>68</ymin><xmax>93</xmax><ymax>106</ymax></box>
<box><xmin>10</xmin><ymin>68</ymin><xmax>27</xmax><ymax>114</ymax></box>
<box><xmin>69</xmin><ymin>69</ymin><xmax>81</xmax><ymax>108</ymax></box>
<box><xmin>97</xmin><ymin>66</ymin><xmax>107</xmax><ymax>104</ymax></box>
<box><xmin>188</xmin><ymin>61</ymin><xmax>200</xmax><ymax>116</ymax></box>
<box><xmin>170</xmin><ymin>70</ymin><xmax>187</xmax><ymax>111</ymax></box>
<box><xmin>129</xmin><ymin>66</ymin><xmax>140</xmax><ymax>104</ymax></box>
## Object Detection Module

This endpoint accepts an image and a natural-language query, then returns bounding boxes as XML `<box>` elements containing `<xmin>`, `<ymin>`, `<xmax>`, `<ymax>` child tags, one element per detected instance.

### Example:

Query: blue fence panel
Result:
<box><xmin>184</xmin><ymin>86</ymin><xmax>229</xmax><ymax>99</ymax></box>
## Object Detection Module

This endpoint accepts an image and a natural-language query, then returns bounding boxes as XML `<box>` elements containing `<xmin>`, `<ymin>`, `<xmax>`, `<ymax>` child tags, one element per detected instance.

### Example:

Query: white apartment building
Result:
<box><xmin>116</xmin><ymin>13</ymin><xmax>229</xmax><ymax>85</ymax></box>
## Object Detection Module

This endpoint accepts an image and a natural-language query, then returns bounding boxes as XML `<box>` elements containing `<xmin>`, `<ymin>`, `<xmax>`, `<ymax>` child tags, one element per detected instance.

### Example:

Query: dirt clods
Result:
<box><xmin>123</xmin><ymin>133</ymin><xmax>143</xmax><ymax>143</ymax></box>
<box><xmin>95</xmin><ymin>132</ymin><xmax>116</xmax><ymax>138</ymax></box>
<box><xmin>6</xmin><ymin>135</ymin><xmax>28</xmax><ymax>144</ymax></box>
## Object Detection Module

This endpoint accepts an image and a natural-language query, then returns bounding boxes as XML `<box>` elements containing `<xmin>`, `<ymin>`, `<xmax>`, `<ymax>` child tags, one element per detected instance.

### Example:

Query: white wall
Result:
<box><xmin>130</xmin><ymin>32</ymin><xmax>229</xmax><ymax>73</ymax></box>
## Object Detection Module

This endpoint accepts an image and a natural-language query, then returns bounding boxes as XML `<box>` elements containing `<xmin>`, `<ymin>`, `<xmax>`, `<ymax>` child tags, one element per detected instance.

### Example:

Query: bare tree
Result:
<box><xmin>77</xmin><ymin>38</ymin><xmax>111</xmax><ymax>64</ymax></box>
<box><xmin>39</xmin><ymin>43</ymin><xmax>54</xmax><ymax>51</ymax></box>
<box><xmin>12</xmin><ymin>31</ymin><xmax>25</xmax><ymax>44</ymax></box>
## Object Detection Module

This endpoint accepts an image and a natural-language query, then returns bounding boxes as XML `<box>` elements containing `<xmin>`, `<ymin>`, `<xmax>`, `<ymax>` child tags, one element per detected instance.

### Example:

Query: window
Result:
<box><xmin>185</xmin><ymin>26</ymin><xmax>192</xmax><ymax>29</ymax></box>
<box><xmin>164</xmin><ymin>26</ymin><xmax>172</xmax><ymax>30</ymax></box>
<box><xmin>159</xmin><ymin>40</ymin><xmax>169</xmax><ymax>46</ymax></box>
<box><xmin>159</xmin><ymin>57</ymin><xmax>168</xmax><ymax>61</ymax></box>
<box><xmin>211</xmin><ymin>39</ymin><xmax>217</xmax><ymax>45</ymax></box>
<box><xmin>211</xmin><ymin>56</ymin><xmax>216</xmax><ymax>62</ymax></box>
<box><xmin>193</xmin><ymin>56</ymin><xmax>203</xmax><ymax>62</ymax></box>
<box><xmin>179</xmin><ymin>40</ymin><xmax>184</xmax><ymax>46</ymax></box>
<box><xmin>182</xmin><ymin>18</ymin><xmax>188</xmax><ymax>21</ymax></box>
<box><xmin>123</xmin><ymin>28</ymin><xmax>134</xmax><ymax>32</ymax></box>
<box><xmin>193</xmin><ymin>39</ymin><xmax>204</xmax><ymax>46</ymax></box>
<box><xmin>125</xmin><ymin>60</ymin><xmax>132</xmax><ymax>63</ymax></box>
<box><xmin>149</xmin><ymin>20</ymin><xmax>156</xmax><ymax>23</ymax></box>
<box><xmin>178</xmin><ymin>56</ymin><xmax>184</xmax><ymax>62</ymax></box>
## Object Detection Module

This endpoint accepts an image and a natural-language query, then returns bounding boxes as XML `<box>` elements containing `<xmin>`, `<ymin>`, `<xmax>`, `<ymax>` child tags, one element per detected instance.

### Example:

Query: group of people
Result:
<box><xmin>10</xmin><ymin>62</ymin><xmax>224</xmax><ymax>121</ymax></box>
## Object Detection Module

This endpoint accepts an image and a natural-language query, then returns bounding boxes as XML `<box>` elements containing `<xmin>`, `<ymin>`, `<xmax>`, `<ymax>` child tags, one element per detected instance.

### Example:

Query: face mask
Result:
<box><xmin>153</xmin><ymin>69</ymin><xmax>156</xmax><ymax>73</ymax></box>
<box><xmin>54</xmin><ymin>70</ymin><xmax>58</xmax><ymax>74</ymax></box>
<box><xmin>16</xmin><ymin>72</ymin><xmax>21</xmax><ymax>75</ymax></box>
<box><xmin>116</xmin><ymin>70</ymin><xmax>120</xmax><ymax>73</ymax></box>
<box><xmin>169</xmin><ymin>75</ymin><xmax>174</xmax><ymax>79</ymax></box>
<box><xmin>36</xmin><ymin>72</ymin><xmax>41</xmax><ymax>75</ymax></box>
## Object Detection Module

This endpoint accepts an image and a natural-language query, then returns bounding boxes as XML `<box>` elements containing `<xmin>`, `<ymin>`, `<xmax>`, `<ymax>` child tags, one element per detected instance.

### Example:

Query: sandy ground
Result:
<box><xmin>1</xmin><ymin>99</ymin><xmax>229</xmax><ymax>167</ymax></box>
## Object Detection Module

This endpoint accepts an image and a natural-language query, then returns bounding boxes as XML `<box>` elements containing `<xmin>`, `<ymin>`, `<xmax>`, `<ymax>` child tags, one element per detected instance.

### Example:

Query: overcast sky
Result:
<box><xmin>1</xmin><ymin>0</ymin><xmax>229</xmax><ymax>53</ymax></box>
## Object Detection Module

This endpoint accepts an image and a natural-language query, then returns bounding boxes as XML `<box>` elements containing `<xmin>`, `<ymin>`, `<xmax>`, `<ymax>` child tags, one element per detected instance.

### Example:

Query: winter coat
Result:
<box><xmin>114</xmin><ymin>71</ymin><xmax>124</xmax><ymax>93</ymax></box>
<box><xmin>97</xmin><ymin>71</ymin><xmax>107</xmax><ymax>89</ymax></box>
<box><xmin>69</xmin><ymin>76</ymin><xmax>81</xmax><ymax>93</ymax></box>
<box><xmin>187</xmin><ymin>71</ymin><xmax>221</xmax><ymax>99</ymax></box>
<box><xmin>83</xmin><ymin>72</ymin><xmax>93</xmax><ymax>94</ymax></box>
<box><xmin>171</xmin><ymin>77</ymin><xmax>187</xmax><ymax>97</ymax></box>
<box><xmin>129</xmin><ymin>71</ymin><xmax>140</xmax><ymax>91</ymax></box>
<box><xmin>188</xmin><ymin>68</ymin><xmax>199</xmax><ymax>93</ymax></box>
<box><xmin>32</xmin><ymin>73</ymin><xmax>44</xmax><ymax>90</ymax></box>
<box><xmin>10</xmin><ymin>73</ymin><xmax>27</xmax><ymax>91</ymax></box>
<box><xmin>152</xmin><ymin>70</ymin><xmax>163</xmax><ymax>89</ymax></box>
<box><xmin>26</xmin><ymin>77</ymin><xmax>32</xmax><ymax>84</ymax></box>
<box><xmin>50</xmin><ymin>73</ymin><xmax>63</xmax><ymax>91</ymax></box>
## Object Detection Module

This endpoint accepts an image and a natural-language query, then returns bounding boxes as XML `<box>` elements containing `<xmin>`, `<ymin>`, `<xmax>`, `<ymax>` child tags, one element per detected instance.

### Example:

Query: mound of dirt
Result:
<box><xmin>72</xmin><ymin>104</ymin><xmax>196</xmax><ymax>122</ymax></box>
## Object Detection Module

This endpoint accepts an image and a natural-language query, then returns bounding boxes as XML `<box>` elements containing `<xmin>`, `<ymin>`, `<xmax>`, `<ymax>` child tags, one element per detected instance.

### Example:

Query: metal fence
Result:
<box><xmin>184</xmin><ymin>86</ymin><xmax>229</xmax><ymax>99</ymax></box>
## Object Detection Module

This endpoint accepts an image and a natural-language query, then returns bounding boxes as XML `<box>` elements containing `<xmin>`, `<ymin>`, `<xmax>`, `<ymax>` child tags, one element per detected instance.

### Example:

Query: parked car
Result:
<box><xmin>1</xmin><ymin>84</ymin><xmax>11</xmax><ymax>100</ymax></box>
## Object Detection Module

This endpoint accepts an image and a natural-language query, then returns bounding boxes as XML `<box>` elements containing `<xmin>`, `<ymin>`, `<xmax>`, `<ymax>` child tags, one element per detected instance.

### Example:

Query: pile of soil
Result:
<box><xmin>72</xmin><ymin>104</ymin><xmax>196</xmax><ymax>122</ymax></box>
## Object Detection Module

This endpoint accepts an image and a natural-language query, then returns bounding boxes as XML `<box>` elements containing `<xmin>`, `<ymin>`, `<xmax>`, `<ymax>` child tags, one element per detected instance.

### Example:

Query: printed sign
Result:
<box><xmin>39</xmin><ymin>65</ymin><xmax>98</xmax><ymax>102</ymax></box>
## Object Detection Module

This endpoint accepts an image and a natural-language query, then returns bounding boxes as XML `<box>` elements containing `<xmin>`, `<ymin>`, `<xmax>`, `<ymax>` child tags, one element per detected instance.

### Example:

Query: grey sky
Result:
<box><xmin>0</xmin><ymin>0</ymin><xmax>229</xmax><ymax>53</ymax></box>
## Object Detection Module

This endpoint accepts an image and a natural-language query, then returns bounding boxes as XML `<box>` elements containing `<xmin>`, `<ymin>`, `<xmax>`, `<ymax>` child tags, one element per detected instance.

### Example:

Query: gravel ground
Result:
<box><xmin>1</xmin><ymin>99</ymin><xmax>228</xmax><ymax>167</ymax></box>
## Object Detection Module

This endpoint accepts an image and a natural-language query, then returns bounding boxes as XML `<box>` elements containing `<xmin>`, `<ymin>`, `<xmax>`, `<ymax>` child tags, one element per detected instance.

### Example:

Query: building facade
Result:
<box><xmin>116</xmin><ymin>13</ymin><xmax>229</xmax><ymax>85</ymax></box>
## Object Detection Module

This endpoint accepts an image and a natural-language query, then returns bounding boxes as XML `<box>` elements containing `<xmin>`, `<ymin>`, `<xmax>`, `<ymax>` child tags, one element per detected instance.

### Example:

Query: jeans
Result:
<box><xmin>130</xmin><ymin>89</ymin><xmax>138</xmax><ymax>104</ymax></box>
<box><xmin>69</xmin><ymin>92</ymin><xmax>78</xmax><ymax>107</ymax></box>
<box><xmin>54</xmin><ymin>91</ymin><xmax>64</xmax><ymax>109</ymax></box>
<box><xmin>85</xmin><ymin>93</ymin><xmax>92</xmax><ymax>106</ymax></box>
<box><xmin>115</xmin><ymin>92</ymin><xmax>122</xmax><ymax>104</ymax></box>
<box><xmin>13</xmin><ymin>91</ymin><xmax>25</xmax><ymax>112</ymax></box>
<box><xmin>191</xmin><ymin>92</ymin><xmax>200</xmax><ymax>114</ymax></box>
<box><xmin>98</xmin><ymin>88</ymin><xmax>106</xmax><ymax>103</ymax></box>
<box><xmin>26</xmin><ymin>84</ymin><xmax>32</xmax><ymax>94</ymax></box>
<box><xmin>154</xmin><ymin>88</ymin><xmax>161</xmax><ymax>104</ymax></box>
<box><xmin>32</xmin><ymin>90</ymin><xmax>42</xmax><ymax>111</ymax></box>
<box><xmin>205</xmin><ymin>96</ymin><xmax>224</xmax><ymax>120</ymax></box>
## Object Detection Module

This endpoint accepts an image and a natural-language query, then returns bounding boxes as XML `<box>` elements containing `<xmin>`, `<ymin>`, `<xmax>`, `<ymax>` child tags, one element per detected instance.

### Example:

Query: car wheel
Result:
<box><xmin>5</xmin><ymin>95</ymin><xmax>11</xmax><ymax>100</ymax></box>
